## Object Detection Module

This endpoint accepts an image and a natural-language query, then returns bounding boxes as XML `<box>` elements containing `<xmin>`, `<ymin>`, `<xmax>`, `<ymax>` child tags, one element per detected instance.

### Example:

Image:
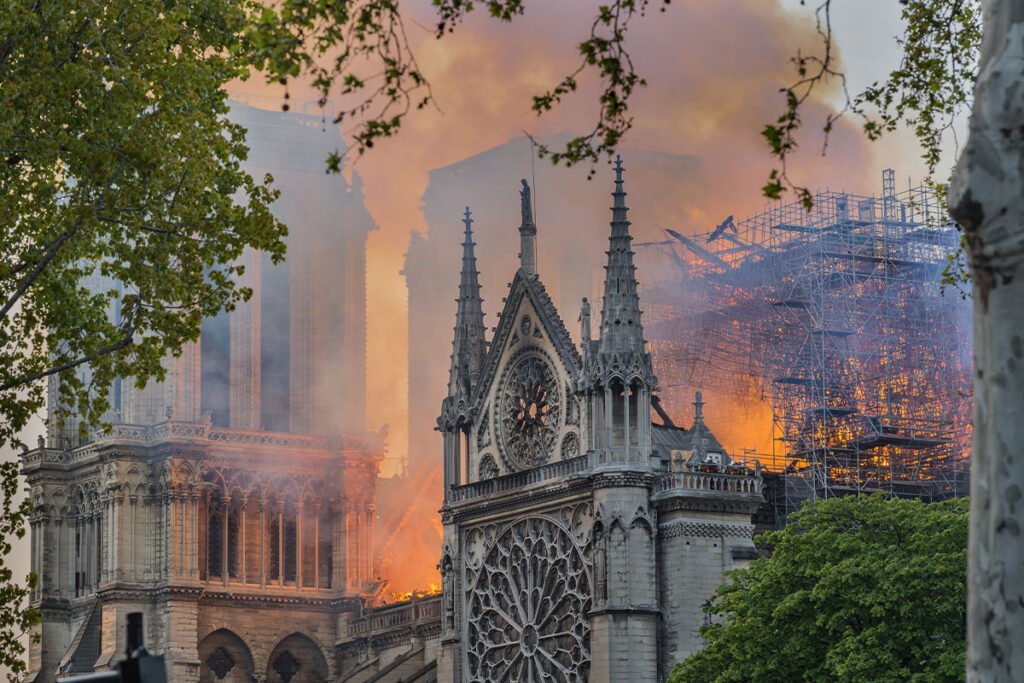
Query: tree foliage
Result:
<box><xmin>0</xmin><ymin>0</ymin><xmax>286</xmax><ymax>677</ymax></box>
<box><xmin>669</xmin><ymin>495</ymin><xmax>968</xmax><ymax>683</ymax></box>
<box><xmin>763</xmin><ymin>0</ymin><xmax>981</xmax><ymax>210</ymax></box>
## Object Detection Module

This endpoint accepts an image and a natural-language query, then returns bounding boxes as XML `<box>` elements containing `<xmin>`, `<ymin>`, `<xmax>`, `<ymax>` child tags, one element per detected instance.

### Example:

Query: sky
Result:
<box><xmin>229</xmin><ymin>0</ymin><xmax>950</xmax><ymax>474</ymax></box>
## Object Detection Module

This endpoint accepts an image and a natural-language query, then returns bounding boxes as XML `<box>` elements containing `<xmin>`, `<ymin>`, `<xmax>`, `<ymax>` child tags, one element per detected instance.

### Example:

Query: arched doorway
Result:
<box><xmin>198</xmin><ymin>629</ymin><xmax>255</xmax><ymax>683</ymax></box>
<box><xmin>265</xmin><ymin>633</ymin><xmax>328</xmax><ymax>683</ymax></box>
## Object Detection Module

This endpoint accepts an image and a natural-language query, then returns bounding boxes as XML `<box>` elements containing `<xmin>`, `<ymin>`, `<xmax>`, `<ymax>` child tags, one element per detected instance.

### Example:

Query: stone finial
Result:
<box><xmin>694</xmin><ymin>391</ymin><xmax>705</xmax><ymax>422</ymax></box>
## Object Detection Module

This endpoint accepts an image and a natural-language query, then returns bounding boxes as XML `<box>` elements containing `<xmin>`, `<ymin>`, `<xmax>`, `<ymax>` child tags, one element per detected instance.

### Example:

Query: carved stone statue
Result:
<box><xmin>579</xmin><ymin>297</ymin><xmax>592</xmax><ymax>341</ymax></box>
<box><xmin>520</xmin><ymin>179</ymin><xmax>533</xmax><ymax>226</ymax></box>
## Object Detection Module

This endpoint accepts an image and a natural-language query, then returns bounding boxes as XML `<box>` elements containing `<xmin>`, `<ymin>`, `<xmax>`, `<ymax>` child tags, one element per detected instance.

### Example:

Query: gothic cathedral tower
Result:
<box><xmin>436</xmin><ymin>158</ymin><xmax>763</xmax><ymax>682</ymax></box>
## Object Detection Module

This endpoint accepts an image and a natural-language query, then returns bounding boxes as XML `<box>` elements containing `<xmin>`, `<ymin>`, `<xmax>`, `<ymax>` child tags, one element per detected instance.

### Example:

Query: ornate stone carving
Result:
<box><xmin>476</xmin><ymin>408</ymin><xmax>491</xmax><ymax>450</ymax></box>
<box><xmin>464</xmin><ymin>524</ymin><xmax>496</xmax><ymax>571</ymax></box>
<box><xmin>440</xmin><ymin>552</ymin><xmax>456</xmax><ymax>632</ymax></box>
<box><xmin>659</xmin><ymin>520</ymin><xmax>754</xmax><ymax>539</ymax></box>
<box><xmin>564</xmin><ymin>386</ymin><xmax>580</xmax><ymax>427</ymax></box>
<box><xmin>466</xmin><ymin>518</ymin><xmax>590</xmax><ymax>682</ymax></box>
<box><xmin>560</xmin><ymin>432</ymin><xmax>580</xmax><ymax>460</ymax></box>
<box><xmin>478</xmin><ymin>454</ymin><xmax>499</xmax><ymax>480</ymax></box>
<box><xmin>497</xmin><ymin>350</ymin><xmax>561</xmax><ymax>471</ymax></box>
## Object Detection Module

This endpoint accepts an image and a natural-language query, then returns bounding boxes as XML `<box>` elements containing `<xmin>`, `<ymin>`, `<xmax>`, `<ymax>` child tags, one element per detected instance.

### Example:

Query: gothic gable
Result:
<box><xmin>467</xmin><ymin>270</ymin><xmax>583</xmax><ymax>480</ymax></box>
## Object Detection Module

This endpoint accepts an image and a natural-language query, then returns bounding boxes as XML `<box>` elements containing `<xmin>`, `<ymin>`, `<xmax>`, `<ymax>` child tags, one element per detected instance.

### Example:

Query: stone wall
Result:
<box><xmin>656</xmin><ymin>505</ymin><xmax>758</xmax><ymax>675</ymax></box>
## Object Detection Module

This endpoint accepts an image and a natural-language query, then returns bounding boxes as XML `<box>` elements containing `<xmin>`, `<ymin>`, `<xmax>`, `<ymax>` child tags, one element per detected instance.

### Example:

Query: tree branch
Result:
<box><xmin>0</xmin><ymin>307</ymin><xmax>138</xmax><ymax>392</ymax></box>
<box><xmin>0</xmin><ymin>219</ymin><xmax>83</xmax><ymax>321</ymax></box>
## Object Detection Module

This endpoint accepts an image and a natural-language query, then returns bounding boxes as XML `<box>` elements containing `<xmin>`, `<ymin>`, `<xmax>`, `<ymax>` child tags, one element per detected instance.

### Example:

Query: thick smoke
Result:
<box><xmin>230</xmin><ymin>1</ymin><xmax>883</xmax><ymax>592</ymax></box>
<box><xmin>233</xmin><ymin>0</ymin><xmax>877</xmax><ymax>470</ymax></box>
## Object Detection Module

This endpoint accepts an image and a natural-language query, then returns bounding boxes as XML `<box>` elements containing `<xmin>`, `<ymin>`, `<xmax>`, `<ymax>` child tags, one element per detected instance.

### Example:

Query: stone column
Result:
<box><xmin>277</xmin><ymin>504</ymin><xmax>284</xmax><ymax>587</ymax></box>
<box><xmin>129</xmin><ymin>496</ymin><xmax>137</xmax><ymax>580</ymax></box>
<box><xmin>624</xmin><ymin>387</ymin><xmax>632</xmax><ymax>462</ymax></box>
<box><xmin>259</xmin><ymin>499</ymin><xmax>267</xmax><ymax>588</ymax></box>
<box><xmin>164</xmin><ymin>492</ymin><xmax>174</xmax><ymax>580</ymax></box>
<box><xmin>222</xmin><ymin>497</ymin><xmax>230</xmax><ymax>586</ymax></box>
<box><xmin>296</xmin><ymin>502</ymin><xmax>304</xmax><ymax>591</ymax></box>
<box><xmin>72</xmin><ymin>516</ymin><xmax>79</xmax><ymax>596</ymax></box>
<box><xmin>343</xmin><ymin>501</ymin><xmax>354</xmax><ymax>591</ymax></box>
<box><xmin>54</xmin><ymin>518</ymin><xmax>63</xmax><ymax>597</ymax></box>
<box><xmin>364</xmin><ymin>504</ymin><xmax>375</xmax><ymax>583</ymax></box>
<box><xmin>452</xmin><ymin>431</ymin><xmax>461</xmax><ymax>488</ymax></box>
<box><xmin>84</xmin><ymin>514</ymin><xmax>92</xmax><ymax>592</ymax></box>
<box><xmin>313</xmin><ymin>503</ymin><xmax>320</xmax><ymax>589</ymax></box>
<box><xmin>190</xmin><ymin>492</ymin><xmax>199</xmax><ymax>579</ymax></box>
<box><xmin>602</xmin><ymin>387</ymin><xmax>610</xmax><ymax>462</ymax></box>
<box><xmin>112</xmin><ymin>491</ymin><xmax>122</xmax><ymax>582</ymax></box>
<box><xmin>239</xmin><ymin>499</ymin><xmax>247</xmax><ymax>585</ymax></box>
<box><xmin>29</xmin><ymin>518</ymin><xmax>37</xmax><ymax>600</ymax></box>
<box><xmin>174</xmin><ymin>491</ymin><xmax>183</xmax><ymax>579</ymax></box>
<box><xmin>333</xmin><ymin>502</ymin><xmax>345</xmax><ymax>591</ymax></box>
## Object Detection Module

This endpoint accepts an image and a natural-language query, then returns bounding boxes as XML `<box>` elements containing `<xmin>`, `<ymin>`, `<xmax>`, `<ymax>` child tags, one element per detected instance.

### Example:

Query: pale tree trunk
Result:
<box><xmin>949</xmin><ymin>1</ymin><xmax>1024</xmax><ymax>680</ymax></box>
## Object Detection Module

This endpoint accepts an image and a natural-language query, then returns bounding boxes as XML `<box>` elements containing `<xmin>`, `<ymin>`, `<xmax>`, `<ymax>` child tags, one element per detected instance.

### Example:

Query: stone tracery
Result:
<box><xmin>497</xmin><ymin>350</ymin><xmax>562</xmax><ymax>471</ymax></box>
<box><xmin>465</xmin><ymin>517</ymin><xmax>590</xmax><ymax>682</ymax></box>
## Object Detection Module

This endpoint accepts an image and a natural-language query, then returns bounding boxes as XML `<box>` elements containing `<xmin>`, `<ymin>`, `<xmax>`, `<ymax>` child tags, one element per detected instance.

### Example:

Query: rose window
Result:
<box><xmin>498</xmin><ymin>353</ymin><xmax>561</xmax><ymax>470</ymax></box>
<box><xmin>466</xmin><ymin>518</ymin><xmax>590</xmax><ymax>682</ymax></box>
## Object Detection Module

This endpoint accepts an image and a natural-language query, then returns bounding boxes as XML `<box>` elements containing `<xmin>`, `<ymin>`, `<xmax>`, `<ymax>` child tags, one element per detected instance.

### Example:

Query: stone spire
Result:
<box><xmin>446</xmin><ymin>207</ymin><xmax>487</xmax><ymax>399</ymax></box>
<box><xmin>518</xmin><ymin>179</ymin><xmax>537</xmax><ymax>275</ymax></box>
<box><xmin>582</xmin><ymin>156</ymin><xmax>656</xmax><ymax>468</ymax></box>
<box><xmin>598</xmin><ymin>156</ymin><xmax>648</xmax><ymax>357</ymax></box>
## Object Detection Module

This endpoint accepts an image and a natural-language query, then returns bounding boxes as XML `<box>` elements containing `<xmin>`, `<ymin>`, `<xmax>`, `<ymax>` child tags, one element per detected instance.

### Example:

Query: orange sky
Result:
<box><xmin>228</xmin><ymin>0</ymin><xmax>929</xmax><ymax>473</ymax></box>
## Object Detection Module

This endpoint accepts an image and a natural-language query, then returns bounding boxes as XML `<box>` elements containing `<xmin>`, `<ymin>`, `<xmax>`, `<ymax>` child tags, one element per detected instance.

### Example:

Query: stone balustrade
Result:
<box><xmin>448</xmin><ymin>453</ymin><xmax>592</xmax><ymax>503</ymax></box>
<box><xmin>348</xmin><ymin>594</ymin><xmax>443</xmax><ymax>637</ymax></box>
<box><xmin>653</xmin><ymin>468</ymin><xmax>763</xmax><ymax>496</ymax></box>
<box><xmin>76</xmin><ymin>420</ymin><xmax>383</xmax><ymax>453</ymax></box>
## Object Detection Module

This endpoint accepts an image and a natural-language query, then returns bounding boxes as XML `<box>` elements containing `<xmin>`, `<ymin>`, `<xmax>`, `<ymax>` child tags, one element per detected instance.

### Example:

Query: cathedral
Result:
<box><xmin>21</xmin><ymin>146</ymin><xmax>762</xmax><ymax>682</ymax></box>
<box><xmin>434</xmin><ymin>159</ymin><xmax>763</xmax><ymax>682</ymax></box>
<box><xmin>20</xmin><ymin>105</ymin><xmax>388</xmax><ymax>683</ymax></box>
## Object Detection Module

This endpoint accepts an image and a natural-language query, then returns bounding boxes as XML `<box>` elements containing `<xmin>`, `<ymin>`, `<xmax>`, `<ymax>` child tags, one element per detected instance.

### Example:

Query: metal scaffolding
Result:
<box><xmin>636</xmin><ymin>170</ymin><xmax>972</xmax><ymax>523</ymax></box>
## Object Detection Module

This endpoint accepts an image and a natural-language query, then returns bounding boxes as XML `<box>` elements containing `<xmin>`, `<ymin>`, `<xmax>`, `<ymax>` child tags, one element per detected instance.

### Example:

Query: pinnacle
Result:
<box><xmin>447</xmin><ymin>206</ymin><xmax>487</xmax><ymax>400</ymax></box>
<box><xmin>598</xmin><ymin>156</ymin><xmax>649</xmax><ymax>363</ymax></box>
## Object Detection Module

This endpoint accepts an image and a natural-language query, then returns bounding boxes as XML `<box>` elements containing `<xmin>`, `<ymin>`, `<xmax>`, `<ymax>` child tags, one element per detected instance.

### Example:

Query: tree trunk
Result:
<box><xmin>949</xmin><ymin>1</ymin><xmax>1024</xmax><ymax>680</ymax></box>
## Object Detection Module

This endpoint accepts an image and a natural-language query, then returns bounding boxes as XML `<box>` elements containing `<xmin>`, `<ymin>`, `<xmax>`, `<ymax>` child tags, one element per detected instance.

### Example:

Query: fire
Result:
<box><xmin>637</xmin><ymin>177</ymin><xmax>972</xmax><ymax>496</ymax></box>
<box><xmin>389</xmin><ymin>583</ymin><xmax>441</xmax><ymax>604</ymax></box>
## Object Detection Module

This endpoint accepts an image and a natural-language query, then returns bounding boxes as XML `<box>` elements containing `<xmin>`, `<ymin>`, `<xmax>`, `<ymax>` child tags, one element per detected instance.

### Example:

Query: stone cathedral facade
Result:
<box><xmin>21</xmin><ymin>144</ymin><xmax>763</xmax><ymax>683</ymax></box>
<box><xmin>21</xmin><ymin>105</ymin><xmax>390</xmax><ymax>683</ymax></box>
<box><xmin>436</xmin><ymin>160</ymin><xmax>764</xmax><ymax>682</ymax></box>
